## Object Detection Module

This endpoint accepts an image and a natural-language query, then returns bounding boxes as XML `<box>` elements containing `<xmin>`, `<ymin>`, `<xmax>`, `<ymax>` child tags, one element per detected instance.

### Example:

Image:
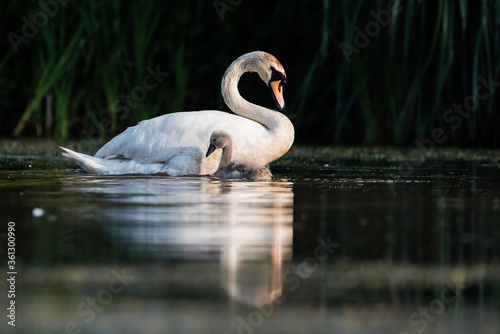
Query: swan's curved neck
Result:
<box><xmin>221</xmin><ymin>56</ymin><xmax>282</xmax><ymax>131</ymax></box>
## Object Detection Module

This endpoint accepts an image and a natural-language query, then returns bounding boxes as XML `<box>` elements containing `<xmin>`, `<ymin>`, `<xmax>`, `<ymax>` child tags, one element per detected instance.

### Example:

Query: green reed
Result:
<box><xmin>323</xmin><ymin>0</ymin><xmax>500</xmax><ymax>145</ymax></box>
<box><xmin>1</xmin><ymin>0</ymin><xmax>499</xmax><ymax>146</ymax></box>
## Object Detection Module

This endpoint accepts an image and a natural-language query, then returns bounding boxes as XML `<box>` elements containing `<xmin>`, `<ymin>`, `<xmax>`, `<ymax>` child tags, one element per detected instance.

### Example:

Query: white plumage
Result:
<box><xmin>60</xmin><ymin>51</ymin><xmax>294</xmax><ymax>175</ymax></box>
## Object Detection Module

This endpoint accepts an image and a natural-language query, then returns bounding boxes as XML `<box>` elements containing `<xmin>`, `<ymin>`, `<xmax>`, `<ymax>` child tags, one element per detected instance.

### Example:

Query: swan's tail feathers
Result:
<box><xmin>59</xmin><ymin>146</ymin><xmax>104</xmax><ymax>173</ymax></box>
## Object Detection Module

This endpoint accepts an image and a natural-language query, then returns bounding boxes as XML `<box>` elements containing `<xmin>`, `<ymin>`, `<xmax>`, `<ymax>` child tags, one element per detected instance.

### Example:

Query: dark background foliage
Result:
<box><xmin>1</xmin><ymin>0</ymin><xmax>499</xmax><ymax>147</ymax></box>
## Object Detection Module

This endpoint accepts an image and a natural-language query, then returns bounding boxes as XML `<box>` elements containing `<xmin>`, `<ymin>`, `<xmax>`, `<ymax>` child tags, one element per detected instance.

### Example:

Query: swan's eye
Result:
<box><xmin>269</xmin><ymin>67</ymin><xmax>285</xmax><ymax>84</ymax></box>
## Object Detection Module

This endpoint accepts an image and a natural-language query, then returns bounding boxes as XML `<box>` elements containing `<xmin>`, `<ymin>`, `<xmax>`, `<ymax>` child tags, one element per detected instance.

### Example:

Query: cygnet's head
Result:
<box><xmin>206</xmin><ymin>130</ymin><xmax>232</xmax><ymax>157</ymax></box>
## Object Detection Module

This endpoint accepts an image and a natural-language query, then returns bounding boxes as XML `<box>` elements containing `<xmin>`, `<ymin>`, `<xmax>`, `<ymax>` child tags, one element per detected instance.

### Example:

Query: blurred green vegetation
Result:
<box><xmin>0</xmin><ymin>0</ymin><xmax>499</xmax><ymax>147</ymax></box>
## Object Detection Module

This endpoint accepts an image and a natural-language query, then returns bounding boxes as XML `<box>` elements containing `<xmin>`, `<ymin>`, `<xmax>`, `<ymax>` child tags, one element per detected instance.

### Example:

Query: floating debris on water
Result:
<box><xmin>32</xmin><ymin>207</ymin><xmax>45</xmax><ymax>217</ymax></box>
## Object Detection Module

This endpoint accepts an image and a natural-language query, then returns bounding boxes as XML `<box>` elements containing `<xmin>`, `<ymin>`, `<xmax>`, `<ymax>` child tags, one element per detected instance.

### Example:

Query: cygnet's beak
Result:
<box><xmin>206</xmin><ymin>144</ymin><xmax>216</xmax><ymax>157</ymax></box>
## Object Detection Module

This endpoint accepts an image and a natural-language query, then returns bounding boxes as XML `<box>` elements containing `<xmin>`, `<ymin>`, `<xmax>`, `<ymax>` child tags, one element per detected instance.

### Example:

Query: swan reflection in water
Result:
<box><xmin>63</xmin><ymin>176</ymin><xmax>293</xmax><ymax>306</ymax></box>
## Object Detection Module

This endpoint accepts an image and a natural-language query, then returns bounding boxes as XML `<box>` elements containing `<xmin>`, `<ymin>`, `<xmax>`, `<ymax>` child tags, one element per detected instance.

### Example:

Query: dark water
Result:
<box><xmin>0</xmin><ymin>141</ymin><xmax>499</xmax><ymax>334</ymax></box>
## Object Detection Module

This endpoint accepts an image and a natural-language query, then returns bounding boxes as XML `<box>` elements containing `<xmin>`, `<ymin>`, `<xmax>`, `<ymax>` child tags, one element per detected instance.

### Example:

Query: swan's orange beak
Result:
<box><xmin>269</xmin><ymin>80</ymin><xmax>286</xmax><ymax>112</ymax></box>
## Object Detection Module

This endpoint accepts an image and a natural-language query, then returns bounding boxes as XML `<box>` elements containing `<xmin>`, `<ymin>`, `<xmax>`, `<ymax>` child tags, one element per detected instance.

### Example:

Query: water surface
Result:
<box><xmin>0</xmin><ymin>141</ymin><xmax>499</xmax><ymax>333</ymax></box>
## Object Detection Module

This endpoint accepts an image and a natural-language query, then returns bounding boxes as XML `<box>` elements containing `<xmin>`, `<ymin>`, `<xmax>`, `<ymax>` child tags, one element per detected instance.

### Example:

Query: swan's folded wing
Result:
<box><xmin>93</xmin><ymin>109</ymin><xmax>274</xmax><ymax>175</ymax></box>
<box><xmin>94</xmin><ymin>111</ymin><xmax>229</xmax><ymax>164</ymax></box>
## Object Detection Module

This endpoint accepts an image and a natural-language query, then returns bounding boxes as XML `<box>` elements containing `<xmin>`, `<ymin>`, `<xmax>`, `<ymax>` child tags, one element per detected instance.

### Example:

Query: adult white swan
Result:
<box><xmin>60</xmin><ymin>51</ymin><xmax>294</xmax><ymax>175</ymax></box>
